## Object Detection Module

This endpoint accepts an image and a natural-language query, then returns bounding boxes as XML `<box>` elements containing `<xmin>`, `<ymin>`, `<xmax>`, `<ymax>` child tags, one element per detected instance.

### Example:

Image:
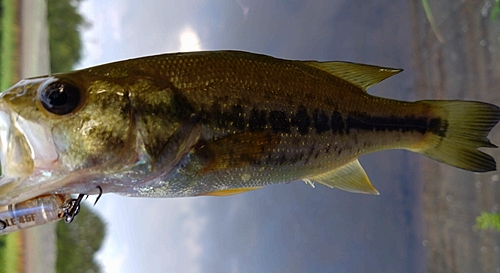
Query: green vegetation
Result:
<box><xmin>0</xmin><ymin>0</ymin><xmax>20</xmax><ymax>270</ymax></box>
<box><xmin>1</xmin><ymin>232</ymin><xmax>21</xmax><ymax>273</ymax></box>
<box><xmin>476</xmin><ymin>212</ymin><xmax>500</xmax><ymax>232</ymax></box>
<box><xmin>492</xmin><ymin>0</ymin><xmax>500</xmax><ymax>20</ymax></box>
<box><xmin>0</xmin><ymin>0</ymin><xmax>17</xmax><ymax>90</ymax></box>
<box><xmin>421</xmin><ymin>0</ymin><xmax>444</xmax><ymax>43</ymax></box>
<box><xmin>0</xmin><ymin>236</ymin><xmax>5</xmax><ymax>273</ymax></box>
<box><xmin>56</xmin><ymin>204</ymin><xmax>105</xmax><ymax>273</ymax></box>
<box><xmin>47</xmin><ymin>0</ymin><xmax>88</xmax><ymax>73</ymax></box>
<box><xmin>0</xmin><ymin>238</ymin><xmax>5</xmax><ymax>273</ymax></box>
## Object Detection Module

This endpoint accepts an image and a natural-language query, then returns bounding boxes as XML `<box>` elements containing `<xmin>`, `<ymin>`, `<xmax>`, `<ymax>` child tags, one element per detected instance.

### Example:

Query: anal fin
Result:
<box><xmin>305</xmin><ymin>160</ymin><xmax>379</xmax><ymax>195</ymax></box>
<box><xmin>201</xmin><ymin>187</ymin><xmax>263</xmax><ymax>196</ymax></box>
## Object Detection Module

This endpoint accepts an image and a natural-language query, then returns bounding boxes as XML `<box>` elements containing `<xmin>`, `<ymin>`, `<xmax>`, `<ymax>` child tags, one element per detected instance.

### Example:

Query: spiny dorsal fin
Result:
<box><xmin>305</xmin><ymin>160</ymin><xmax>379</xmax><ymax>194</ymax></box>
<box><xmin>304</xmin><ymin>61</ymin><xmax>402</xmax><ymax>90</ymax></box>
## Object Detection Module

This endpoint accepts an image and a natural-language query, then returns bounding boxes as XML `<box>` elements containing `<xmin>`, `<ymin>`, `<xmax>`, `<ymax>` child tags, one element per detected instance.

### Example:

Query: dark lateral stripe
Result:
<box><xmin>200</xmin><ymin>103</ymin><xmax>446</xmax><ymax>136</ymax></box>
<box><xmin>331</xmin><ymin>111</ymin><xmax>346</xmax><ymax>134</ymax></box>
<box><xmin>291</xmin><ymin>106</ymin><xmax>310</xmax><ymax>134</ymax></box>
<box><xmin>269</xmin><ymin>111</ymin><xmax>290</xmax><ymax>133</ymax></box>
<box><xmin>133</xmin><ymin>90</ymin><xmax>194</xmax><ymax>120</ymax></box>
<box><xmin>328</xmin><ymin>111</ymin><xmax>446</xmax><ymax>136</ymax></box>
<box><xmin>343</xmin><ymin>113</ymin><xmax>445</xmax><ymax>135</ymax></box>
<box><xmin>248</xmin><ymin>107</ymin><xmax>267</xmax><ymax>130</ymax></box>
<box><xmin>313</xmin><ymin>109</ymin><xmax>330</xmax><ymax>134</ymax></box>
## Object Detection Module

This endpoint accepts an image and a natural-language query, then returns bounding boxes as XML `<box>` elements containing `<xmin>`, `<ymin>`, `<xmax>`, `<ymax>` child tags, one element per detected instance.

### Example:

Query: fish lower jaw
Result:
<box><xmin>0</xmin><ymin>175</ymin><xmax>20</xmax><ymax>195</ymax></box>
<box><xmin>0</xmin><ymin>168</ymin><xmax>70</xmax><ymax>205</ymax></box>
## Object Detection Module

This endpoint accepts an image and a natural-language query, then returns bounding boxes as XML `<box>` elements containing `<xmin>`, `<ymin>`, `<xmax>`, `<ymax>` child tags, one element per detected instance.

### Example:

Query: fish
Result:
<box><xmin>0</xmin><ymin>50</ymin><xmax>498</xmax><ymax>206</ymax></box>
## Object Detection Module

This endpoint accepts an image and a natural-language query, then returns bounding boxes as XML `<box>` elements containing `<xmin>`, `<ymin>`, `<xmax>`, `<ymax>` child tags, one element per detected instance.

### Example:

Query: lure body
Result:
<box><xmin>0</xmin><ymin>194</ymin><xmax>74</xmax><ymax>235</ymax></box>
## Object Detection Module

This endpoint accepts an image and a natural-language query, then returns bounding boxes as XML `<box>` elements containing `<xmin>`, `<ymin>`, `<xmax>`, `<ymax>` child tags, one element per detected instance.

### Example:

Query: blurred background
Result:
<box><xmin>0</xmin><ymin>0</ymin><xmax>500</xmax><ymax>272</ymax></box>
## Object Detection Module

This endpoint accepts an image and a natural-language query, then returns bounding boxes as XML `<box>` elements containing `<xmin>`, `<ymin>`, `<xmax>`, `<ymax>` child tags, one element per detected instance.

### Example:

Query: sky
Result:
<box><xmin>76</xmin><ymin>1</ymin><xmax>425</xmax><ymax>272</ymax></box>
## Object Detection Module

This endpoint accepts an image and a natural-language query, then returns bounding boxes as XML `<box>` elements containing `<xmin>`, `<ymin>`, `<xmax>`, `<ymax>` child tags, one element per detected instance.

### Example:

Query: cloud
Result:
<box><xmin>93</xmin><ymin>196</ymin><xmax>208</xmax><ymax>273</ymax></box>
<box><xmin>77</xmin><ymin>0</ymin><xmax>130</xmax><ymax>68</ymax></box>
<box><xmin>179</xmin><ymin>27</ymin><xmax>202</xmax><ymax>52</ymax></box>
<box><xmin>117</xmin><ymin>0</ymin><xmax>210</xmax><ymax>56</ymax></box>
<box><xmin>77</xmin><ymin>1</ymin><xmax>104</xmax><ymax>67</ymax></box>
<box><xmin>79</xmin><ymin>0</ymin><xmax>214</xmax><ymax>66</ymax></box>
<box><xmin>94</xmin><ymin>238</ymin><xmax>129</xmax><ymax>273</ymax></box>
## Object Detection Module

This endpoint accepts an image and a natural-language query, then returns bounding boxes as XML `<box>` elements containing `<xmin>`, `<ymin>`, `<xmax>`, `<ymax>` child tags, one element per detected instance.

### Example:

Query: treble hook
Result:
<box><xmin>63</xmin><ymin>185</ymin><xmax>103</xmax><ymax>223</ymax></box>
<box><xmin>94</xmin><ymin>185</ymin><xmax>103</xmax><ymax>206</ymax></box>
<box><xmin>64</xmin><ymin>194</ymin><xmax>84</xmax><ymax>223</ymax></box>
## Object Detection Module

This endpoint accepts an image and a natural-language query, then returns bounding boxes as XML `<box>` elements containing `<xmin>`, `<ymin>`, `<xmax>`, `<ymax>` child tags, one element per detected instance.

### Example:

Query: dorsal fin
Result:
<box><xmin>304</xmin><ymin>61</ymin><xmax>402</xmax><ymax>90</ymax></box>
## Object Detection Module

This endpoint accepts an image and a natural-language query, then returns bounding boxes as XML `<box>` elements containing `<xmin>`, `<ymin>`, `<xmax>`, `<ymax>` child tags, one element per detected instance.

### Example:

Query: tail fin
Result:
<box><xmin>417</xmin><ymin>100</ymin><xmax>500</xmax><ymax>172</ymax></box>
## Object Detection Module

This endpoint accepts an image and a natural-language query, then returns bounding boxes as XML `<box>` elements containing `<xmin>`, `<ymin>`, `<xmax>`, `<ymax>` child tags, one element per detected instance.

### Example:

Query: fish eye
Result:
<box><xmin>40</xmin><ymin>81</ymin><xmax>81</xmax><ymax>115</ymax></box>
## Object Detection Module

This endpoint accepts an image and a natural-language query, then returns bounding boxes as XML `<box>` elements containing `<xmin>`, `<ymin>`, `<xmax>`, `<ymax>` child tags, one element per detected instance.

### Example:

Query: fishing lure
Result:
<box><xmin>0</xmin><ymin>186</ymin><xmax>101</xmax><ymax>235</ymax></box>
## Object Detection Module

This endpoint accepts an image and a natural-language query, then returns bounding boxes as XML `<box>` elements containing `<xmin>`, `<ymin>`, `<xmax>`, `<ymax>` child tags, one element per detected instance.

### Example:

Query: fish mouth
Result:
<box><xmin>0</xmin><ymin>96</ymin><xmax>62</xmax><ymax>205</ymax></box>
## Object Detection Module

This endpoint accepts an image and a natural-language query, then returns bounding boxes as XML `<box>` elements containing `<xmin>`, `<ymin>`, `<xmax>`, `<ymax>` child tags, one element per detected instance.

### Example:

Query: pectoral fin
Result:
<box><xmin>195</xmin><ymin>130</ymin><xmax>282</xmax><ymax>173</ymax></box>
<box><xmin>306</xmin><ymin>160</ymin><xmax>379</xmax><ymax>195</ymax></box>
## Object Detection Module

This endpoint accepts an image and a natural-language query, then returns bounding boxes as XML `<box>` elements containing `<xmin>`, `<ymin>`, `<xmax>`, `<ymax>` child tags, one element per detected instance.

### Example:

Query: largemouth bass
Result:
<box><xmin>0</xmin><ymin>50</ymin><xmax>498</xmax><ymax>207</ymax></box>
